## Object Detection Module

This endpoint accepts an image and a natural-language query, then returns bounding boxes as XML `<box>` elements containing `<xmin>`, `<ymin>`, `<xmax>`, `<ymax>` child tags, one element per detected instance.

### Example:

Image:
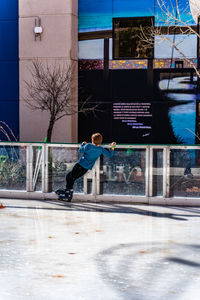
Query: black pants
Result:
<box><xmin>66</xmin><ymin>163</ymin><xmax>88</xmax><ymax>190</ymax></box>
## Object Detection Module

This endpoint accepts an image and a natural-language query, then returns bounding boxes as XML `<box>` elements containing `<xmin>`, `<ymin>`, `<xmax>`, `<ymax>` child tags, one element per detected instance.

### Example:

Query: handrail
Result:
<box><xmin>0</xmin><ymin>142</ymin><xmax>200</xmax><ymax>205</ymax></box>
<box><xmin>0</xmin><ymin>141</ymin><xmax>200</xmax><ymax>147</ymax></box>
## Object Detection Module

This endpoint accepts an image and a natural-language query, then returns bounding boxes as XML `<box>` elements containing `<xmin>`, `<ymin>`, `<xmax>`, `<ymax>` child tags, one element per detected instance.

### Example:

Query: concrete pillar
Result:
<box><xmin>19</xmin><ymin>0</ymin><xmax>78</xmax><ymax>142</ymax></box>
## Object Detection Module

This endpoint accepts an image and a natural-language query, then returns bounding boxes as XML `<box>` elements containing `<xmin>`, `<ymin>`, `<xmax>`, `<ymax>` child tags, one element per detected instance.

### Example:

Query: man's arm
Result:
<box><xmin>102</xmin><ymin>142</ymin><xmax>117</xmax><ymax>157</ymax></box>
<box><xmin>78</xmin><ymin>141</ymin><xmax>87</xmax><ymax>153</ymax></box>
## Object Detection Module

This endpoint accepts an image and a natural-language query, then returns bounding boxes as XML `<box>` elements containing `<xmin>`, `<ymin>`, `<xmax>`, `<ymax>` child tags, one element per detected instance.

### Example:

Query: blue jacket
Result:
<box><xmin>78</xmin><ymin>143</ymin><xmax>114</xmax><ymax>170</ymax></box>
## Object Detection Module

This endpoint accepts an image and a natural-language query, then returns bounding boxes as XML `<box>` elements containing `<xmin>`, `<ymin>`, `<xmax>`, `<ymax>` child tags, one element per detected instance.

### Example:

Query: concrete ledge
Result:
<box><xmin>149</xmin><ymin>197</ymin><xmax>200</xmax><ymax>206</ymax></box>
<box><xmin>0</xmin><ymin>190</ymin><xmax>200</xmax><ymax>205</ymax></box>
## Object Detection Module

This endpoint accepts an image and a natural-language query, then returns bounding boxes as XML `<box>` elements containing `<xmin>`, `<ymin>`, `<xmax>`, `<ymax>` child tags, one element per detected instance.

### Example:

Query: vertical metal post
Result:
<box><xmin>149</xmin><ymin>146</ymin><xmax>153</xmax><ymax>197</ymax></box>
<box><xmin>104</xmin><ymin>38</ymin><xmax>109</xmax><ymax>75</ymax></box>
<box><xmin>26</xmin><ymin>145</ymin><xmax>33</xmax><ymax>192</ymax></box>
<box><xmin>83</xmin><ymin>170</ymin><xmax>93</xmax><ymax>195</ymax></box>
<box><xmin>83</xmin><ymin>173</ymin><xmax>88</xmax><ymax>195</ymax></box>
<box><xmin>42</xmin><ymin>144</ymin><xmax>49</xmax><ymax>193</ymax></box>
<box><xmin>92</xmin><ymin>165</ymin><xmax>96</xmax><ymax>197</ymax></box>
<box><xmin>163</xmin><ymin>146</ymin><xmax>170</xmax><ymax>198</ymax></box>
<box><xmin>145</xmin><ymin>146</ymin><xmax>150</xmax><ymax>198</ymax></box>
<box><xmin>96</xmin><ymin>158</ymin><xmax>100</xmax><ymax>195</ymax></box>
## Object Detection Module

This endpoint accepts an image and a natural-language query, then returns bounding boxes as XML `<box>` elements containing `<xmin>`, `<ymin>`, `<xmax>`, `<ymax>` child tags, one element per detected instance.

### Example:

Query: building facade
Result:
<box><xmin>78</xmin><ymin>0</ymin><xmax>199</xmax><ymax>145</ymax></box>
<box><xmin>1</xmin><ymin>0</ymin><xmax>78</xmax><ymax>142</ymax></box>
<box><xmin>0</xmin><ymin>0</ymin><xmax>199</xmax><ymax>144</ymax></box>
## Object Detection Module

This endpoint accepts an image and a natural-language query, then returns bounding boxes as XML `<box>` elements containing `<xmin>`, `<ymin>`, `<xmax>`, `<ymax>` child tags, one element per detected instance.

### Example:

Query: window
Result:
<box><xmin>113</xmin><ymin>17</ymin><xmax>154</xmax><ymax>59</ymax></box>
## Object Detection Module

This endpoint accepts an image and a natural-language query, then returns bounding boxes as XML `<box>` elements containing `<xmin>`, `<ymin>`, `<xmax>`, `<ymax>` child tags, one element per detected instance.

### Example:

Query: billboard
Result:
<box><xmin>78</xmin><ymin>0</ymin><xmax>198</xmax><ymax>145</ymax></box>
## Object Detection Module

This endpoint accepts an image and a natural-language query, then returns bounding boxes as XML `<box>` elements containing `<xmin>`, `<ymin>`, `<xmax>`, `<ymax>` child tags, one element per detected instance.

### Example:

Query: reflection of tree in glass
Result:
<box><xmin>0</xmin><ymin>153</ymin><xmax>26</xmax><ymax>189</ymax></box>
<box><xmin>0</xmin><ymin>122</ymin><xmax>26</xmax><ymax>190</ymax></box>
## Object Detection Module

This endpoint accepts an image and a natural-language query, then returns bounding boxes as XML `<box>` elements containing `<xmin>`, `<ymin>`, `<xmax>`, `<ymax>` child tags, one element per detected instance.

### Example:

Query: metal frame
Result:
<box><xmin>163</xmin><ymin>146</ymin><xmax>170</xmax><ymax>198</ymax></box>
<box><xmin>0</xmin><ymin>142</ymin><xmax>200</xmax><ymax>205</ymax></box>
<box><xmin>26</xmin><ymin>145</ymin><xmax>33</xmax><ymax>192</ymax></box>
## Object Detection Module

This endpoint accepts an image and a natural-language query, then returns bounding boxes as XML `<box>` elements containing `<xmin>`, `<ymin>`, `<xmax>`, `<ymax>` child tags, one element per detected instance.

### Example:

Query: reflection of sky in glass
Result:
<box><xmin>169</xmin><ymin>103</ymin><xmax>195</xmax><ymax>145</ymax></box>
<box><xmin>79</xmin><ymin>35</ymin><xmax>196</xmax><ymax>59</ymax></box>
<box><xmin>78</xmin><ymin>0</ymin><xmax>194</xmax><ymax>31</ymax></box>
<box><xmin>155</xmin><ymin>35</ymin><xmax>197</xmax><ymax>59</ymax></box>
<box><xmin>79</xmin><ymin>39</ymin><xmax>112</xmax><ymax>59</ymax></box>
<box><xmin>78</xmin><ymin>0</ymin><xmax>112</xmax><ymax>15</ymax></box>
<box><xmin>79</xmin><ymin>39</ymin><xmax>104</xmax><ymax>59</ymax></box>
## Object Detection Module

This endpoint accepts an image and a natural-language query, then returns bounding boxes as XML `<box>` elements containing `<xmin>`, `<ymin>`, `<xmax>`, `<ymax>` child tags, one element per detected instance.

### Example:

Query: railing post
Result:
<box><xmin>26</xmin><ymin>145</ymin><xmax>33</xmax><ymax>192</ymax></box>
<box><xmin>163</xmin><ymin>146</ymin><xmax>170</xmax><ymax>198</ymax></box>
<box><xmin>83</xmin><ymin>173</ymin><xmax>88</xmax><ymax>194</ymax></box>
<box><xmin>145</xmin><ymin>146</ymin><xmax>150</xmax><ymax>198</ymax></box>
<box><xmin>42</xmin><ymin>144</ymin><xmax>49</xmax><ymax>193</ymax></box>
<box><xmin>96</xmin><ymin>158</ymin><xmax>100</xmax><ymax>195</ymax></box>
<box><xmin>149</xmin><ymin>146</ymin><xmax>153</xmax><ymax>197</ymax></box>
<box><xmin>90</xmin><ymin>159</ymin><xmax>100</xmax><ymax>198</ymax></box>
<box><xmin>92</xmin><ymin>166</ymin><xmax>96</xmax><ymax>197</ymax></box>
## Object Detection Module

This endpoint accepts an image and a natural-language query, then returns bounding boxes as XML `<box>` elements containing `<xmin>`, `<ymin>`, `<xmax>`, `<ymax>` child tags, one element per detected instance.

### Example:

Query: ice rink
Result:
<box><xmin>1</xmin><ymin>199</ymin><xmax>200</xmax><ymax>300</ymax></box>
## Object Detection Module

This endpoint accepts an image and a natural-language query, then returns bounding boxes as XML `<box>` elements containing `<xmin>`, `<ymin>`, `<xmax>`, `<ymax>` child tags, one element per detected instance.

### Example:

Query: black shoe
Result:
<box><xmin>65</xmin><ymin>189</ymin><xmax>73</xmax><ymax>202</ymax></box>
<box><xmin>55</xmin><ymin>189</ymin><xmax>70</xmax><ymax>201</ymax></box>
<box><xmin>55</xmin><ymin>189</ymin><xmax>64</xmax><ymax>195</ymax></box>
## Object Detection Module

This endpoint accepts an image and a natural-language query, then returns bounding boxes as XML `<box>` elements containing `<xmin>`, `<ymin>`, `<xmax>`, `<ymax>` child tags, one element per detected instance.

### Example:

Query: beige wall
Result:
<box><xmin>19</xmin><ymin>0</ymin><xmax>78</xmax><ymax>142</ymax></box>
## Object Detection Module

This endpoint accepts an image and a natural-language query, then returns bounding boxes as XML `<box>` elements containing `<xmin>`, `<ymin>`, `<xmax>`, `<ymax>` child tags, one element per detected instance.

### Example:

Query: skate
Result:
<box><xmin>55</xmin><ymin>189</ymin><xmax>73</xmax><ymax>202</ymax></box>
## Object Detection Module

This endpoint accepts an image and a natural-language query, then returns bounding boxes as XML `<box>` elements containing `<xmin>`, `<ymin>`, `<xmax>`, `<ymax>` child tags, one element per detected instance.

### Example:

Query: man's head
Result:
<box><xmin>91</xmin><ymin>133</ymin><xmax>103</xmax><ymax>146</ymax></box>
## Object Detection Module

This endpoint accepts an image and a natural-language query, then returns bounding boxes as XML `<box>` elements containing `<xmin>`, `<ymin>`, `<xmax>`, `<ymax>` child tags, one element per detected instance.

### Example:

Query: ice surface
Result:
<box><xmin>1</xmin><ymin>199</ymin><xmax>200</xmax><ymax>300</ymax></box>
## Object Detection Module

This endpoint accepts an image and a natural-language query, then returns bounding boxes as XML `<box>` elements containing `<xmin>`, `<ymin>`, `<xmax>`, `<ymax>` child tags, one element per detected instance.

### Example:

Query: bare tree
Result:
<box><xmin>24</xmin><ymin>60</ymin><xmax>99</xmax><ymax>142</ymax></box>
<box><xmin>139</xmin><ymin>0</ymin><xmax>200</xmax><ymax>77</ymax></box>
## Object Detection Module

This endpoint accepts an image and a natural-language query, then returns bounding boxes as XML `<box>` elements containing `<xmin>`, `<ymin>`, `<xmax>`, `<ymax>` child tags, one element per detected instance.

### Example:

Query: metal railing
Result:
<box><xmin>0</xmin><ymin>142</ymin><xmax>200</xmax><ymax>205</ymax></box>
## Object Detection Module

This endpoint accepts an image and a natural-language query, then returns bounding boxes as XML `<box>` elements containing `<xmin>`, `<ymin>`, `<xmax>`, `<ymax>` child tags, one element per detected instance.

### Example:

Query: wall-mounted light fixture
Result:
<box><xmin>34</xmin><ymin>17</ymin><xmax>43</xmax><ymax>41</ymax></box>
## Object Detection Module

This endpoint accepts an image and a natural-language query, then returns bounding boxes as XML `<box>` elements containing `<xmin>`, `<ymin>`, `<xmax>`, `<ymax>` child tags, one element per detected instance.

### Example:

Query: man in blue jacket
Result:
<box><xmin>56</xmin><ymin>133</ymin><xmax>116</xmax><ymax>201</ymax></box>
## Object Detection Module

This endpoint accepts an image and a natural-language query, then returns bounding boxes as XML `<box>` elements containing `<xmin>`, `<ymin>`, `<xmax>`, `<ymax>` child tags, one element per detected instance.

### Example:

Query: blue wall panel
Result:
<box><xmin>0</xmin><ymin>102</ymin><xmax>19</xmax><ymax>140</ymax></box>
<box><xmin>0</xmin><ymin>0</ymin><xmax>18</xmax><ymax>19</ymax></box>
<box><xmin>0</xmin><ymin>0</ymin><xmax>19</xmax><ymax>140</ymax></box>
<box><xmin>0</xmin><ymin>62</ymin><xmax>19</xmax><ymax>101</ymax></box>
<box><xmin>0</xmin><ymin>20</ymin><xmax>18</xmax><ymax>60</ymax></box>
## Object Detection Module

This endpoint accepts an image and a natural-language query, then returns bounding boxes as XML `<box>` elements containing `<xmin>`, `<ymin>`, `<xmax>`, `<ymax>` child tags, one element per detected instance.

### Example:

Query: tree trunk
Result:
<box><xmin>47</xmin><ymin>119</ymin><xmax>55</xmax><ymax>192</ymax></box>
<box><xmin>47</xmin><ymin>119</ymin><xmax>55</xmax><ymax>142</ymax></box>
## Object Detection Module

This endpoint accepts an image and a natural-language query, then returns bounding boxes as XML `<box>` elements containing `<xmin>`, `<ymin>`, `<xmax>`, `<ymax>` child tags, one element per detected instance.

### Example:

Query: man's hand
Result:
<box><xmin>109</xmin><ymin>142</ymin><xmax>117</xmax><ymax>149</ymax></box>
<box><xmin>82</xmin><ymin>141</ymin><xmax>87</xmax><ymax>145</ymax></box>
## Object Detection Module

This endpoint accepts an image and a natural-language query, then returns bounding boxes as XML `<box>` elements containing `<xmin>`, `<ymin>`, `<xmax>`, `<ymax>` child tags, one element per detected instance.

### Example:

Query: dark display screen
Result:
<box><xmin>113</xmin><ymin>17</ymin><xmax>154</xmax><ymax>59</ymax></box>
<box><xmin>113</xmin><ymin>102</ymin><xmax>152</xmax><ymax>130</ymax></box>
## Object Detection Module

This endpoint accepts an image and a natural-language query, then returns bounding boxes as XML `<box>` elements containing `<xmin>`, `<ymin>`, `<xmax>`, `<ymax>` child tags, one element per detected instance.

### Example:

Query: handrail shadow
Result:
<box><xmin>5</xmin><ymin>199</ymin><xmax>200</xmax><ymax>221</ymax></box>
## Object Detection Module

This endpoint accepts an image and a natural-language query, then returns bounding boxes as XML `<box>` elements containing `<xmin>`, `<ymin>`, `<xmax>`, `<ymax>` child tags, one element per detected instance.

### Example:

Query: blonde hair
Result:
<box><xmin>91</xmin><ymin>133</ymin><xmax>103</xmax><ymax>145</ymax></box>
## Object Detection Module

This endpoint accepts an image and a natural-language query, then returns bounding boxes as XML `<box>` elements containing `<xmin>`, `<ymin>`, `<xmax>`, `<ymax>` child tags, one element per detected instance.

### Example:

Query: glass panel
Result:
<box><xmin>100</xmin><ymin>148</ymin><xmax>146</xmax><ymax>195</ymax></box>
<box><xmin>78</xmin><ymin>0</ymin><xmax>112</xmax><ymax>32</ymax></box>
<box><xmin>0</xmin><ymin>145</ymin><xmax>26</xmax><ymax>190</ymax></box>
<box><xmin>153</xmin><ymin>149</ymin><xmax>163</xmax><ymax>196</ymax></box>
<box><xmin>154</xmin><ymin>0</ymin><xmax>192</xmax><ymax>26</ymax></box>
<box><xmin>78</xmin><ymin>0</ymin><xmax>112</xmax><ymax>18</ymax></box>
<box><xmin>79</xmin><ymin>39</ymin><xmax>104</xmax><ymax>59</ymax></box>
<box><xmin>78</xmin><ymin>15</ymin><xmax>112</xmax><ymax>32</ymax></box>
<box><xmin>49</xmin><ymin>147</ymin><xmax>84</xmax><ymax>193</ymax></box>
<box><xmin>155</xmin><ymin>35</ymin><xmax>197</xmax><ymax>59</ymax></box>
<box><xmin>113</xmin><ymin>0</ymin><xmax>154</xmax><ymax>17</ymax></box>
<box><xmin>170</xmin><ymin>149</ymin><xmax>200</xmax><ymax>198</ymax></box>
<box><xmin>113</xmin><ymin>17</ymin><xmax>154</xmax><ymax>59</ymax></box>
